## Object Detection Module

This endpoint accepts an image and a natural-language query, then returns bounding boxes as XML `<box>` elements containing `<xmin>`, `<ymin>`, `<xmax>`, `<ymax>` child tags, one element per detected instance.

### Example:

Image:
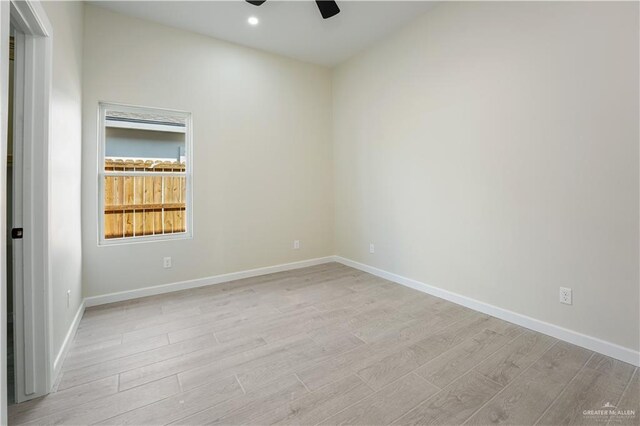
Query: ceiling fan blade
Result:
<box><xmin>315</xmin><ymin>0</ymin><xmax>340</xmax><ymax>19</ymax></box>
<box><xmin>246</xmin><ymin>0</ymin><xmax>267</xmax><ymax>5</ymax></box>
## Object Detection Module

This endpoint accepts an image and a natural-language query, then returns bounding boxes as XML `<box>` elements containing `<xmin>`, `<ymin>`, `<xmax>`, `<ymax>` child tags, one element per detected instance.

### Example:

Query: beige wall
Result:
<box><xmin>333</xmin><ymin>2</ymin><xmax>639</xmax><ymax>351</ymax></box>
<box><xmin>81</xmin><ymin>5</ymin><xmax>334</xmax><ymax>297</ymax></box>
<box><xmin>41</xmin><ymin>0</ymin><xmax>84</xmax><ymax>360</ymax></box>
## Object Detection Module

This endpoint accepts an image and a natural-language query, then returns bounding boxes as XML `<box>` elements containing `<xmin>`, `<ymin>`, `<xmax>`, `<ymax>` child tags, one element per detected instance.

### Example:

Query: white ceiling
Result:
<box><xmin>92</xmin><ymin>1</ymin><xmax>436</xmax><ymax>66</ymax></box>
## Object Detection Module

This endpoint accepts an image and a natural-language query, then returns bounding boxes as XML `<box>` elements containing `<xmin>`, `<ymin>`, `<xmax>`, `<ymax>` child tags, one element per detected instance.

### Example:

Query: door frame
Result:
<box><xmin>1</xmin><ymin>0</ymin><xmax>52</xmax><ymax>415</ymax></box>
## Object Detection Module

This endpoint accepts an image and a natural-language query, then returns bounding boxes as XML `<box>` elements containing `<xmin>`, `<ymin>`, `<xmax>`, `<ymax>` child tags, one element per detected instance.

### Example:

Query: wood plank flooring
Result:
<box><xmin>8</xmin><ymin>263</ymin><xmax>639</xmax><ymax>425</ymax></box>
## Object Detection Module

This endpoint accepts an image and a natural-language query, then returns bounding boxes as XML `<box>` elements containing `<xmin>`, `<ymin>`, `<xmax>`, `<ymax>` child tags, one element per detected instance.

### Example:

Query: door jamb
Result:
<box><xmin>0</xmin><ymin>1</ymin><xmax>11</xmax><ymax>422</ymax></box>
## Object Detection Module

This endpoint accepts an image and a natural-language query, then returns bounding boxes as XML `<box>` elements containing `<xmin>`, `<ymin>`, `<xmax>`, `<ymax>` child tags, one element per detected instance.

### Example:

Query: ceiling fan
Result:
<box><xmin>246</xmin><ymin>0</ymin><xmax>340</xmax><ymax>19</ymax></box>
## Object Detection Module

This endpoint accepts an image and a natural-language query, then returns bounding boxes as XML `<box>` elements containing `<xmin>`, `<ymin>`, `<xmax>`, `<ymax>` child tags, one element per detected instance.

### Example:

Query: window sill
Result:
<box><xmin>98</xmin><ymin>231</ymin><xmax>192</xmax><ymax>247</ymax></box>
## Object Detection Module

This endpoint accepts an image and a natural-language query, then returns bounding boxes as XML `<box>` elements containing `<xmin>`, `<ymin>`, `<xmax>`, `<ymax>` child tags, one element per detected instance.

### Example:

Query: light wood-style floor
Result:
<box><xmin>8</xmin><ymin>263</ymin><xmax>639</xmax><ymax>425</ymax></box>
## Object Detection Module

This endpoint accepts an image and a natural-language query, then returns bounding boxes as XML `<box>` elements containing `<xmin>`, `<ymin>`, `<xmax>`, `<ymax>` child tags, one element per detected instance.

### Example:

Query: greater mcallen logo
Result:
<box><xmin>583</xmin><ymin>402</ymin><xmax>636</xmax><ymax>421</ymax></box>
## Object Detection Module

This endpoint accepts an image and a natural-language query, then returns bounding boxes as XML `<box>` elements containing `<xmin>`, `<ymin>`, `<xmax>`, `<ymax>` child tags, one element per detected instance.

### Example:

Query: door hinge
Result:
<box><xmin>11</xmin><ymin>228</ymin><xmax>23</xmax><ymax>239</ymax></box>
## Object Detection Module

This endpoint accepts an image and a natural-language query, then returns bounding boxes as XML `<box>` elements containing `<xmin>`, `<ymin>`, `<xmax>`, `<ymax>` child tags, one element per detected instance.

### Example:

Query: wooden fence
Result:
<box><xmin>104</xmin><ymin>159</ymin><xmax>186</xmax><ymax>239</ymax></box>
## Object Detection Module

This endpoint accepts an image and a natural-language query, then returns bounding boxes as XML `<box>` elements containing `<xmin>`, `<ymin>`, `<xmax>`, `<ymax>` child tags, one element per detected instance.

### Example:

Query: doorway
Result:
<box><xmin>1</xmin><ymin>0</ymin><xmax>53</xmax><ymax>415</ymax></box>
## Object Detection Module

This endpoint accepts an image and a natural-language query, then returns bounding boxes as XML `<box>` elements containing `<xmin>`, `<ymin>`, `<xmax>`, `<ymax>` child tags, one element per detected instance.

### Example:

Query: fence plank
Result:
<box><xmin>114</xmin><ymin>175</ymin><xmax>123</xmax><ymax>238</ymax></box>
<box><xmin>163</xmin><ymin>176</ymin><xmax>173</xmax><ymax>233</ymax></box>
<box><xmin>175</xmin><ymin>176</ymin><xmax>183</xmax><ymax>233</ymax></box>
<box><xmin>124</xmin><ymin>176</ymin><xmax>134</xmax><ymax>237</ymax></box>
<box><xmin>143</xmin><ymin>176</ymin><xmax>155</xmax><ymax>235</ymax></box>
<box><xmin>104</xmin><ymin>176</ymin><xmax>115</xmax><ymax>238</ymax></box>
<box><xmin>134</xmin><ymin>176</ymin><xmax>144</xmax><ymax>236</ymax></box>
<box><xmin>154</xmin><ymin>176</ymin><xmax>162</xmax><ymax>234</ymax></box>
<box><xmin>172</xmin><ymin>176</ymin><xmax>180</xmax><ymax>232</ymax></box>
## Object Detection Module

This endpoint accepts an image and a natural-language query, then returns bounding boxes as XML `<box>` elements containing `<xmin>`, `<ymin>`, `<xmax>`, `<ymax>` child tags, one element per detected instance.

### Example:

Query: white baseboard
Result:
<box><xmin>52</xmin><ymin>300</ymin><xmax>85</xmax><ymax>385</ymax></box>
<box><xmin>334</xmin><ymin>256</ymin><xmax>640</xmax><ymax>367</ymax></box>
<box><xmin>84</xmin><ymin>256</ymin><xmax>336</xmax><ymax>308</ymax></box>
<box><xmin>77</xmin><ymin>253</ymin><xmax>639</xmax><ymax>367</ymax></box>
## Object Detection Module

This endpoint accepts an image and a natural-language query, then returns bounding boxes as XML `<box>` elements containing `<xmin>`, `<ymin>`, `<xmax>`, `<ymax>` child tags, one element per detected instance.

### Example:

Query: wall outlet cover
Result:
<box><xmin>559</xmin><ymin>287</ymin><xmax>572</xmax><ymax>305</ymax></box>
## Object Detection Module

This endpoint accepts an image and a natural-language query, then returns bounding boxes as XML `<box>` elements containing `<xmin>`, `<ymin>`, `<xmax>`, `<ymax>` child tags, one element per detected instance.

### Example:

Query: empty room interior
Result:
<box><xmin>0</xmin><ymin>0</ymin><xmax>638</xmax><ymax>425</ymax></box>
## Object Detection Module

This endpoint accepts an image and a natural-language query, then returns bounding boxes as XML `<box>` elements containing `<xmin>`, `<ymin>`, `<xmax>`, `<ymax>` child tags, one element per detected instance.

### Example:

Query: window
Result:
<box><xmin>98</xmin><ymin>103</ymin><xmax>192</xmax><ymax>244</ymax></box>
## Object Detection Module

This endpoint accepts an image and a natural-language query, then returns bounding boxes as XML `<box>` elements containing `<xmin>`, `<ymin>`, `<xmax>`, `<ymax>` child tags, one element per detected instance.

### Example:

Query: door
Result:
<box><xmin>10</xmin><ymin>30</ymin><xmax>28</xmax><ymax>403</ymax></box>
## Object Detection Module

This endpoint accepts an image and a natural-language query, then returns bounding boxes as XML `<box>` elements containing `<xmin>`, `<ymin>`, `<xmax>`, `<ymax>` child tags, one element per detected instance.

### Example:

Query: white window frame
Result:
<box><xmin>97</xmin><ymin>102</ymin><xmax>193</xmax><ymax>246</ymax></box>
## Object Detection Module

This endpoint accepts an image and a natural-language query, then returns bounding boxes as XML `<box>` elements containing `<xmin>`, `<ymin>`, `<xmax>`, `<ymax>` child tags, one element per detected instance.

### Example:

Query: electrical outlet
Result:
<box><xmin>293</xmin><ymin>240</ymin><xmax>300</xmax><ymax>250</ymax></box>
<box><xmin>369</xmin><ymin>243</ymin><xmax>375</xmax><ymax>254</ymax></box>
<box><xmin>66</xmin><ymin>290</ymin><xmax>71</xmax><ymax>308</ymax></box>
<box><xmin>559</xmin><ymin>287</ymin><xmax>572</xmax><ymax>305</ymax></box>
<box><xmin>163</xmin><ymin>257</ymin><xmax>172</xmax><ymax>268</ymax></box>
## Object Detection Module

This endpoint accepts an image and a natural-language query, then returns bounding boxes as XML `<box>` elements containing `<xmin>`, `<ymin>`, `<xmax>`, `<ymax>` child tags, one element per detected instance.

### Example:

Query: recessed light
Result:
<box><xmin>248</xmin><ymin>16</ymin><xmax>259</xmax><ymax>26</ymax></box>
